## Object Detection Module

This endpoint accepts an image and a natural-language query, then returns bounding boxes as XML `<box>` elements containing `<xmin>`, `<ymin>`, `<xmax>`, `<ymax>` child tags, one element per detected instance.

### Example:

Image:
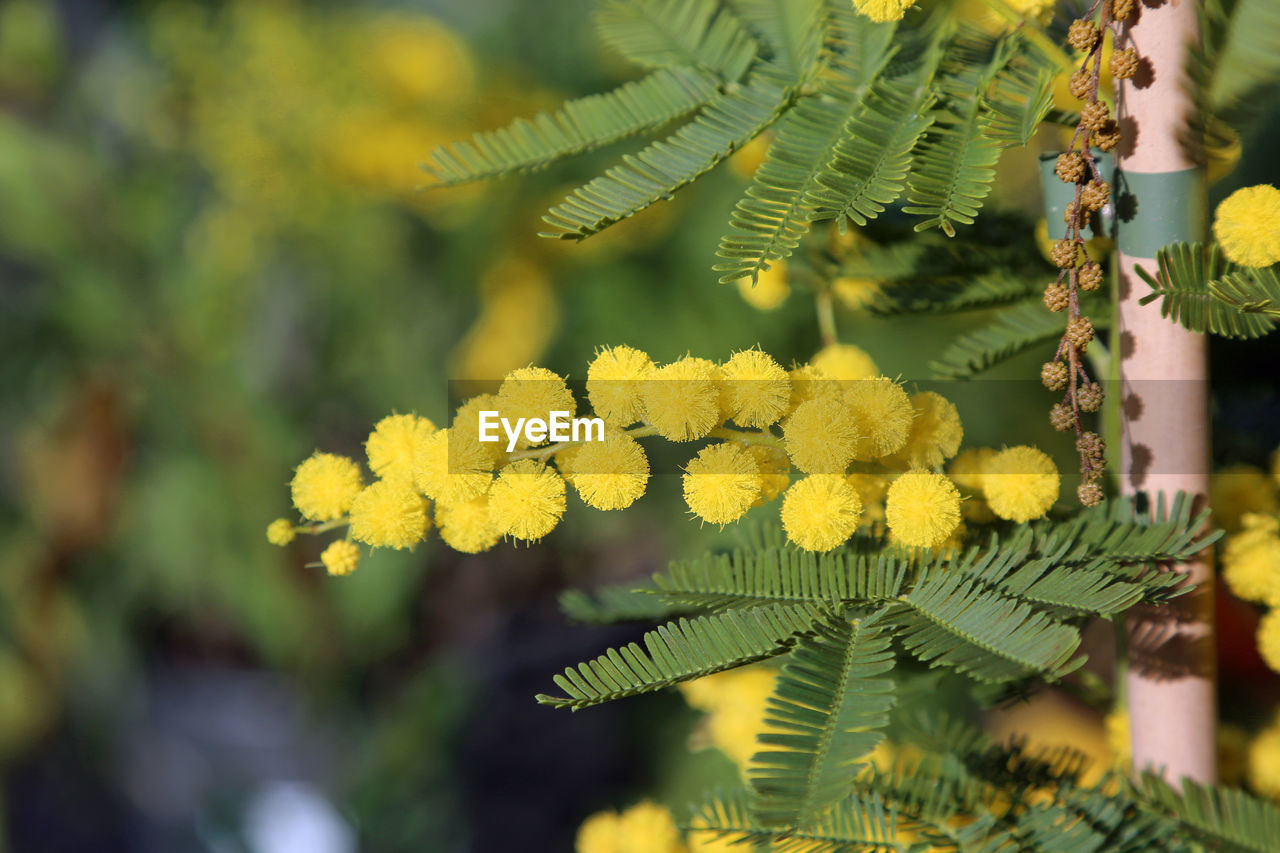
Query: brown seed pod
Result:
<box><xmin>1112</xmin><ymin>0</ymin><xmax>1134</xmax><ymax>22</ymax></box>
<box><xmin>1051</xmin><ymin>239</ymin><xmax>1080</xmax><ymax>268</ymax></box>
<box><xmin>1069</xmin><ymin>68</ymin><xmax>1092</xmax><ymax>100</ymax></box>
<box><xmin>1043</xmin><ymin>283</ymin><xmax>1070</xmax><ymax>313</ymax></box>
<box><xmin>1067</xmin><ymin>316</ymin><xmax>1095</xmax><ymax>349</ymax></box>
<box><xmin>1077</xmin><ymin>381</ymin><xmax>1104</xmax><ymax>412</ymax></box>
<box><xmin>1063</xmin><ymin>203</ymin><xmax>1081</xmax><ymax>225</ymax></box>
<box><xmin>1111</xmin><ymin>47</ymin><xmax>1139</xmax><ymax>80</ymax></box>
<box><xmin>1081</xmin><ymin>101</ymin><xmax>1110</xmax><ymax>131</ymax></box>
<box><xmin>1094</xmin><ymin>122</ymin><xmax>1122</xmax><ymax>152</ymax></box>
<box><xmin>1081</xmin><ymin>179</ymin><xmax>1111</xmax><ymax>211</ymax></box>
<box><xmin>1041</xmin><ymin>361</ymin><xmax>1069</xmax><ymax>391</ymax></box>
<box><xmin>1050</xmin><ymin>403</ymin><xmax>1074</xmax><ymax>432</ymax></box>
<box><xmin>1068</xmin><ymin>19</ymin><xmax>1100</xmax><ymax>52</ymax></box>
<box><xmin>1078</xmin><ymin>480</ymin><xmax>1105</xmax><ymax>507</ymax></box>
<box><xmin>1056</xmin><ymin>151</ymin><xmax>1086</xmax><ymax>183</ymax></box>
<box><xmin>1078</xmin><ymin>262</ymin><xmax>1103</xmax><ymax>292</ymax></box>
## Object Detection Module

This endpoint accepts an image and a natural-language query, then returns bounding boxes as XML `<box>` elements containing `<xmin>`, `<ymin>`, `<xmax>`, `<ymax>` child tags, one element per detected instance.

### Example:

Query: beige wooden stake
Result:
<box><xmin>1115</xmin><ymin>0</ymin><xmax>1217</xmax><ymax>784</ymax></box>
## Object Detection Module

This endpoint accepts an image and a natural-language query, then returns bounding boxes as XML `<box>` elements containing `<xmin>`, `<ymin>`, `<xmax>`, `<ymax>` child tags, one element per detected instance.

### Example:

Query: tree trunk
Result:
<box><xmin>1115</xmin><ymin>0</ymin><xmax>1217</xmax><ymax>784</ymax></box>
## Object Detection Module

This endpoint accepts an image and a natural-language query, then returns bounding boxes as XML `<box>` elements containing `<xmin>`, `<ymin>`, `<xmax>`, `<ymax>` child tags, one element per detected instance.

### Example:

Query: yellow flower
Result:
<box><xmin>569</xmin><ymin>432</ymin><xmax>650</xmax><ymax>510</ymax></box>
<box><xmin>348</xmin><ymin>480</ymin><xmax>429</xmax><ymax>549</ymax></box>
<box><xmin>949</xmin><ymin>448</ymin><xmax>998</xmax><ymax>523</ymax></box>
<box><xmin>451</xmin><ymin>255</ymin><xmax>558</xmax><ymax>392</ymax></box>
<box><xmin>575</xmin><ymin>801</ymin><xmax>684</xmax><ymax>853</ymax></box>
<box><xmin>683</xmin><ymin>443</ymin><xmax>761</xmax><ymax>525</ymax></box>
<box><xmin>747</xmin><ymin>445</ymin><xmax>791</xmax><ymax>504</ymax></box>
<box><xmin>885</xmin><ymin>471</ymin><xmax>962</xmax><ymax>548</ymax></box>
<box><xmin>642</xmin><ymin>357</ymin><xmax>723</xmax><ymax>442</ymax></box>
<box><xmin>265</xmin><ymin>518</ymin><xmax>295</xmax><ymax>546</ymax></box>
<box><xmin>320</xmin><ymin>539</ymin><xmax>361</xmax><ymax>576</ymax></box>
<box><xmin>1106</xmin><ymin>710</ymin><xmax>1131</xmax><ymax>767</ymax></box>
<box><xmin>1222</xmin><ymin>513</ymin><xmax>1280</xmax><ymax>605</ymax></box>
<box><xmin>488</xmin><ymin>459</ymin><xmax>566</xmax><ymax>541</ymax></box>
<box><xmin>679</xmin><ymin>666</ymin><xmax>777</xmax><ymax>770</ymax></box>
<box><xmin>892</xmin><ymin>392</ymin><xmax>964</xmax><ymax>470</ymax></box>
<box><xmin>453</xmin><ymin>395</ymin><xmax>505</xmax><ymax>465</ymax></box>
<box><xmin>414</xmin><ymin>428</ymin><xmax>493</xmax><ymax>505</ymax></box>
<box><xmin>495</xmin><ymin>367</ymin><xmax>577</xmax><ymax>450</ymax></box>
<box><xmin>782</xmin><ymin>475</ymin><xmax>863</xmax><ymax>552</ymax></box>
<box><xmin>360</xmin><ymin>13</ymin><xmax>476</xmax><ymax>106</ymax></box>
<box><xmin>1247</xmin><ymin>719</ymin><xmax>1280</xmax><ymax>801</ymax></box>
<box><xmin>720</xmin><ymin>349</ymin><xmax>790</xmax><ymax>428</ymax></box>
<box><xmin>1259</xmin><ymin>609</ymin><xmax>1280</xmax><ymax>674</ymax></box>
<box><xmin>786</xmin><ymin>363</ymin><xmax>827</xmax><ymax>412</ymax></box>
<box><xmin>831</xmin><ymin>276</ymin><xmax>882</xmax><ymax>311</ymax></box>
<box><xmin>846</xmin><ymin>472</ymin><xmax>889</xmax><ymax>527</ymax></box>
<box><xmin>853</xmin><ymin>0</ymin><xmax>918</xmax><ymax>23</ymax></box>
<box><xmin>846</xmin><ymin>378</ymin><xmax>914</xmax><ymax>460</ymax></box>
<box><xmin>736</xmin><ymin>260</ymin><xmax>790</xmax><ymax>310</ymax></box>
<box><xmin>1211</xmin><ymin>464</ymin><xmax>1279</xmax><ymax>533</ymax></box>
<box><xmin>1213</xmin><ymin>185</ymin><xmax>1280</xmax><ymax>267</ymax></box>
<box><xmin>982</xmin><ymin>446</ymin><xmax>1060</xmax><ymax>523</ymax></box>
<box><xmin>587</xmin><ymin>345</ymin><xmax>654</xmax><ymax>426</ymax></box>
<box><xmin>728</xmin><ymin>133</ymin><xmax>772</xmax><ymax>179</ymax></box>
<box><xmin>785</xmin><ymin>396</ymin><xmax>859</xmax><ymax>475</ymax></box>
<box><xmin>435</xmin><ymin>494</ymin><xmax>501</xmax><ymax>554</ymax></box>
<box><xmin>811</xmin><ymin>343</ymin><xmax>878</xmax><ymax>380</ymax></box>
<box><xmin>365</xmin><ymin>413</ymin><xmax>437</xmax><ymax>483</ymax></box>
<box><xmin>291</xmin><ymin>452</ymin><xmax>364</xmax><ymax>522</ymax></box>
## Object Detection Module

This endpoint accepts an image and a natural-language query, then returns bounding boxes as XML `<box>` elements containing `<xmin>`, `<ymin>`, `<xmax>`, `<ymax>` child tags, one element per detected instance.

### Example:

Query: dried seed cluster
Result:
<box><xmin>1041</xmin><ymin>0</ymin><xmax>1133</xmax><ymax>505</ymax></box>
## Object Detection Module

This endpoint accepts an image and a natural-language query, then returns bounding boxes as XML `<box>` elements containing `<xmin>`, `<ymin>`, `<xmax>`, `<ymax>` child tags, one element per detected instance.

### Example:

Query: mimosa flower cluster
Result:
<box><xmin>1218</xmin><ymin>448</ymin><xmax>1280</xmax><ymax>683</ymax></box>
<box><xmin>267</xmin><ymin>344</ymin><xmax>1062</xmax><ymax>574</ymax></box>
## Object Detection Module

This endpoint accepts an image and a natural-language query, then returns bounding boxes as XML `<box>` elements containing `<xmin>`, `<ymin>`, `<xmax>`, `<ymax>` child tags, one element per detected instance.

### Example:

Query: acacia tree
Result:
<box><xmin>271</xmin><ymin>0</ymin><xmax>1280</xmax><ymax>848</ymax></box>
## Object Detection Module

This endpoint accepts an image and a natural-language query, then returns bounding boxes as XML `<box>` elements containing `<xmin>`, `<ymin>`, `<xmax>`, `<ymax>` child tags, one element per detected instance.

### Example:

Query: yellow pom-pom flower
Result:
<box><xmin>575</xmin><ymin>800</ymin><xmax>684</xmax><ymax>853</ymax></box>
<box><xmin>811</xmin><ymin>343</ymin><xmax>878</xmax><ymax>380</ymax></box>
<box><xmin>569</xmin><ymin>432</ymin><xmax>650</xmax><ymax>511</ymax></box>
<box><xmin>683</xmin><ymin>443</ymin><xmax>761</xmax><ymax>525</ymax></box>
<box><xmin>885</xmin><ymin>470</ymin><xmax>962</xmax><ymax>548</ymax></box>
<box><xmin>679</xmin><ymin>665</ymin><xmax>777</xmax><ymax>771</ymax></box>
<box><xmin>1259</xmin><ymin>608</ymin><xmax>1280</xmax><ymax>674</ymax></box>
<box><xmin>893</xmin><ymin>392</ymin><xmax>963</xmax><ymax>470</ymax></box>
<box><xmin>831</xmin><ymin>276</ymin><xmax>882</xmax><ymax>311</ymax></box>
<box><xmin>435</xmin><ymin>494</ymin><xmax>501</xmax><ymax>554</ymax></box>
<box><xmin>365</xmin><ymin>413</ymin><xmax>437</xmax><ymax>483</ymax></box>
<box><xmin>1222</xmin><ymin>513</ymin><xmax>1280</xmax><ymax>605</ymax></box>
<box><xmin>786</xmin><ymin>364</ymin><xmax>827</xmax><ymax>412</ymax></box>
<box><xmin>320</xmin><ymin>539</ymin><xmax>361</xmax><ymax>577</ymax></box>
<box><xmin>452</xmin><ymin>394</ymin><xmax>505</xmax><ymax>465</ymax></box>
<box><xmin>495</xmin><ymin>367</ymin><xmax>576</xmax><ymax>450</ymax></box>
<box><xmin>982</xmin><ymin>446</ymin><xmax>1060</xmax><ymax>523</ymax></box>
<box><xmin>488</xmin><ymin>459</ymin><xmax>566</xmax><ymax>541</ymax></box>
<box><xmin>1211</xmin><ymin>464</ymin><xmax>1278</xmax><ymax>533</ymax></box>
<box><xmin>348</xmin><ymin>480</ymin><xmax>429</xmax><ymax>550</ymax></box>
<box><xmin>747</xmin><ymin>445</ymin><xmax>791</xmax><ymax>504</ymax></box>
<box><xmin>265</xmin><ymin>518</ymin><xmax>295</xmax><ymax>546</ymax></box>
<box><xmin>948</xmin><ymin>447</ymin><xmax>998</xmax><ymax>523</ymax></box>
<box><xmin>846</xmin><ymin>378</ymin><xmax>914</xmax><ymax>460</ymax></box>
<box><xmin>642</xmin><ymin>357</ymin><xmax>723</xmax><ymax>442</ymax></box>
<box><xmin>854</xmin><ymin>0</ymin><xmax>918</xmax><ymax>22</ymax></box>
<box><xmin>414</xmin><ymin>428</ymin><xmax>493</xmax><ymax>505</ymax></box>
<box><xmin>1213</xmin><ymin>185</ymin><xmax>1280</xmax><ymax>268</ymax></box>
<box><xmin>736</xmin><ymin>260</ymin><xmax>790</xmax><ymax>311</ymax></box>
<box><xmin>291</xmin><ymin>452</ymin><xmax>364</xmax><ymax>522</ymax></box>
<box><xmin>586</xmin><ymin>345</ymin><xmax>654</xmax><ymax>426</ymax></box>
<box><xmin>782</xmin><ymin>475</ymin><xmax>863</xmax><ymax>552</ymax></box>
<box><xmin>785</xmin><ymin>396</ymin><xmax>859</xmax><ymax>475</ymax></box>
<box><xmin>720</xmin><ymin>349</ymin><xmax>790</xmax><ymax>428</ymax></box>
<box><xmin>1247</xmin><ymin>719</ymin><xmax>1280</xmax><ymax>801</ymax></box>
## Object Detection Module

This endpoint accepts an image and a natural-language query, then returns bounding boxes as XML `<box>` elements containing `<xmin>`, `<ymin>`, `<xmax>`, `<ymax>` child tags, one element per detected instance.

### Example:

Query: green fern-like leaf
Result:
<box><xmin>540</xmin><ymin>64</ymin><xmax>795</xmax><ymax>241</ymax></box>
<box><xmin>1210</xmin><ymin>265</ymin><xmax>1280</xmax><ymax>318</ymax></box>
<box><xmin>892</xmin><ymin>569</ymin><xmax>1083</xmax><ymax>683</ymax></box>
<box><xmin>806</xmin><ymin>80</ymin><xmax>937</xmax><ymax>228</ymax></box>
<box><xmin>903</xmin><ymin>106</ymin><xmax>1003</xmax><ymax>237</ymax></box>
<box><xmin>535</xmin><ymin>602</ymin><xmax>822</xmax><ymax>709</ymax></box>
<box><xmin>1135</xmin><ymin>241</ymin><xmax>1276</xmax><ymax>338</ymax></box>
<box><xmin>869</xmin><ymin>268</ymin><xmax>1039</xmax><ymax>315</ymax></box>
<box><xmin>749</xmin><ymin>611</ymin><xmax>897</xmax><ymax>827</ymax></box>
<box><xmin>558</xmin><ymin>581</ymin><xmax>687</xmax><ymax>624</ymax></box>
<box><xmin>982</xmin><ymin>47</ymin><xmax>1057</xmax><ymax>147</ymax></box>
<box><xmin>1203</xmin><ymin>0</ymin><xmax>1280</xmax><ymax>128</ymax></box>
<box><xmin>424</xmin><ymin>67</ymin><xmax>719</xmax><ymax>186</ymax></box>
<box><xmin>593</xmin><ymin>0</ymin><xmax>758</xmax><ymax>81</ymax></box>
<box><xmin>727</xmin><ymin>0</ymin><xmax>825</xmax><ymax>84</ymax></box>
<box><xmin>1140</xmin><ymin>776</ymin><xmax>1280</xmax><ymax>853</ymax></box>
<box><xmin>930</xmin><ymin>294</ymin><xmax>1110</xmax><ymax>379</ymax></box>
<box><xmin>687</xmin><ymin>787</ymin><xmax>902</xmax><ymax>853</ymax></box>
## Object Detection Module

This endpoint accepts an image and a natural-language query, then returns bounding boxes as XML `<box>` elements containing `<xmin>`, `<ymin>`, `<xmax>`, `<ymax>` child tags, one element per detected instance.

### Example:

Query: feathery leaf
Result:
<box><xmin>1135</xmin><ymin>241</ymin><xmax>1276</xmax><ymax>338</ymax></box>
<box><xmin>593</xmin><ymin>0</ymin><xmax>758</xmax><ymax>81</ymax></box>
